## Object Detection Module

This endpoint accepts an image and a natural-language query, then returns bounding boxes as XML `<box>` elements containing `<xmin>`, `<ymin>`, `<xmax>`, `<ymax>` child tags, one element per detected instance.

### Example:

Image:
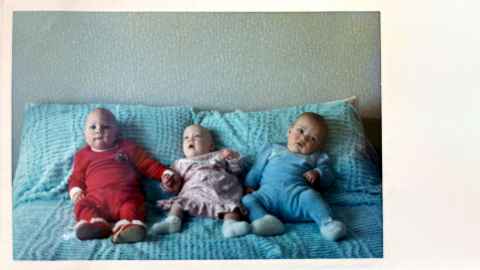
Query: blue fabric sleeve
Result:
<box><xmin>313</xmin><ymin>153</ymin><xmax>336</xmax><ymax>189</ymax></box>
<box><xmin>244</xmin><ymin>145</ymin><xmax>273</xmax><ymax>189</ymax></box>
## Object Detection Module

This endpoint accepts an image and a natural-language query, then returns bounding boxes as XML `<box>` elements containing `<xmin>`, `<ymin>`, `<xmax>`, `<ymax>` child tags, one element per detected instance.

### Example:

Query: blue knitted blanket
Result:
<box><xmin>13</xmin><ymin>101</ymin><xmax>382</xmax><ymax>260</ymax></box>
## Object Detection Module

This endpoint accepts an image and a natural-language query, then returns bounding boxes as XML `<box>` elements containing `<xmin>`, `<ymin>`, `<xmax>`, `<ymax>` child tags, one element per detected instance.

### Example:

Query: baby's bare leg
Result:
<box><xmin>169</xmin><ymin>204</ymin><xmax>184</xmax><ymax>219</ymax></box>
<box><xmin>223</xmin><ymin>211</ymin><xmax>242</xmax><ymax>221</ymax></box>
<box><xmin>152</xmin><ymin>203</ymin><xmax>184</xmax><ymax>234</ymax></box>
<box><xmin>222</xmin><ymin>210</ymin><xmax>251</xmax><ymax>238</ymax></box>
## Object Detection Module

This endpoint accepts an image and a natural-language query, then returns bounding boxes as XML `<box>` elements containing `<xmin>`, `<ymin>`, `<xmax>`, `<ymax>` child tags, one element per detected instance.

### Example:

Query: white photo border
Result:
<box><xmin>2</xmin><ymin>0</ymin><xmax>480</xmax><ymax>269</ymax></box>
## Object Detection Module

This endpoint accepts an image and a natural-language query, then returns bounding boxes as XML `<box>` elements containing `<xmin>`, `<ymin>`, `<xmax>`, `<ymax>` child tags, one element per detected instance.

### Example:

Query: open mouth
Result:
<box><xmin>187</xmin><ymin>144</ymin><xmax>194</xmax><ymax>149</ymax></box>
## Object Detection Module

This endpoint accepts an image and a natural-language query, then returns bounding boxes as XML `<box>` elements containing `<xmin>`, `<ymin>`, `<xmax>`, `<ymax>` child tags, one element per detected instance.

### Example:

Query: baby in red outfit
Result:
<box><xmin>68</xmin><ymin>108</ymin><xmax>180</xmax><ymax>244</ymax></box>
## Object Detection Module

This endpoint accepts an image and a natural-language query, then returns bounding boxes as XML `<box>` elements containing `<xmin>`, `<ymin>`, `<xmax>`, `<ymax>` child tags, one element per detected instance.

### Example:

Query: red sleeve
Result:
<box><xmin>130</xmin><ymin>142</ymin><xmax>167</xmax><ymax>180</ymax></box>
<box><xmin>68</xmin><ymin>150</ymin><xmax>88</xmax><ymax>192</ymax></box>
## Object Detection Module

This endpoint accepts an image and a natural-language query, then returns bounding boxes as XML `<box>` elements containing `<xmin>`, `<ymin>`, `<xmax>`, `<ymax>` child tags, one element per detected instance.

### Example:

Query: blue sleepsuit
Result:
<box><xmin>242</xmin><ymin>144</ymin><xmax>336</xmax><ymax>226</ymax></box>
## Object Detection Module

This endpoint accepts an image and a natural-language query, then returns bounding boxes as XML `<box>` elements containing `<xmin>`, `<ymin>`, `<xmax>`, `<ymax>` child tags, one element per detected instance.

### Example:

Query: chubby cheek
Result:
<box><xmin>85</xmin><ymin>138</ymin><xmax>93</xmax><ymax>146</ymax></box>
<box><xmin>84</xmin><ymin>133</ymin><xmax>94</xmax><ymax>145</ymax></box>
<box><xmin>105</xmin><ymin>130</ymin><xmax>118</xmax><ymax>141</ymax></box>
<box><xmin>104</xmin><ymin>131</ymin><xmax>115</xmax><ymax>139</ymax></box>
<box><xmin>109</xmin><ymin>127</ymin><xmax>118</xmax><ymax>136</ymax></box>
<box><xmin>301</xmin><ymin>147</ymin><xmax>312</xmax><ymax>154</ymax></box>
<box><xmin>288</xmin><ymin>132</ymin><xmax>299</xmax><ymax>143</ymax></box>
<box><xmin>103</xmin><ymin>136</ymin><xmax>116</xmax><ymax>146</ymax></box>
<box><xmin>305</xmin><ymin>143</ymin><xmax>321</xmax><ymax>154</ymax></box>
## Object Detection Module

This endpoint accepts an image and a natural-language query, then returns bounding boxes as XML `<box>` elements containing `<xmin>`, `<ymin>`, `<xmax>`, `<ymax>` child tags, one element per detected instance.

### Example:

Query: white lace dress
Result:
<box><xmin>157</xmin><ymin>150</ymin><xmax>244</xmax><ymax>218</ymax></box>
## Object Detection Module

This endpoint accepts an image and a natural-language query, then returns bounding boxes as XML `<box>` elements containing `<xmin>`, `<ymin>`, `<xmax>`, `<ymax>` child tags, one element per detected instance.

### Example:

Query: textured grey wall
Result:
<box><xmin>12</xmin><ymin>12</ymin><xmax>381</xmax><ymax>171</ymax></box>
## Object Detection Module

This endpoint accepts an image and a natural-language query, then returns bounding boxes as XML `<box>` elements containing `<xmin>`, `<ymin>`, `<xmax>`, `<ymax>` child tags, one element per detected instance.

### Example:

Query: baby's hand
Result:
<box><xmin>221</xmin><ymin>149</ymin><xmax>240</xmax><ymax>160</ymax></box>
<box><xmin>161</xmin><ymin>170</ymin><xmax>182</xmax><ymax>193</ymax></box>
<box><xmin>71</xmin><ymin>191</ymin><xmax>85</xmax><ymax>204</ymax></box>
<box><xmin>303</xmin><ymin>170</ymin><xmax>320</xmax><ymax>185</ymax></box>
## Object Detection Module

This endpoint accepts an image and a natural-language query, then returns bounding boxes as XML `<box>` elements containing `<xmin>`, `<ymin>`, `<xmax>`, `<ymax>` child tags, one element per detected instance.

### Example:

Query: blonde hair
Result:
<box><xmin>187</xmin><ymin>124</ymin><xmax>213</xmax><ymax>140</ymax></box>
<box><xmin>88</xmin><ymin>108</ymin><xmax>117</xmax><ymax>122</ymax></box>
<box><xmin>295</xmin><ymin>112</ymin><xmax>327</xmax><ymax>127</ymax></box>
<box><xmin>85</xmin><ymin>108</ymin><xmax>120</xmax><ymax>137</ymax></box>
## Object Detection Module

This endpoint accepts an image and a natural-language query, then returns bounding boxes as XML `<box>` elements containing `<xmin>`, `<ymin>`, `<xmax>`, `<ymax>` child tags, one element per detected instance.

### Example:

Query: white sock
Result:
<box><xmin>151</xmin><ymin>215</ymin><xmax>182</xmax><ymax>234</ymax></box>
<box><xmin>251</xmin><ymin>214</ymin><xmax>285</xmax><ymax>236</ymax></box>
<box><xmin>320</xmin><ymin>219</ymin><xmax>347</xmax><ymax>241</ymax></box>
<box><xmin>222</xmin><ymin>219</ymin><xmax>251</xmax><ymax>238</ymax></box>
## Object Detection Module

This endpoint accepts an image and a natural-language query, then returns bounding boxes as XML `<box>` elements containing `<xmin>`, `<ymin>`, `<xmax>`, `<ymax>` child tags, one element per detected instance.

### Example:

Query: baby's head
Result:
<box><xmin>84</xmin><ymin>108</ymin><xmax>119</xmax><ymax>152</ymax></box>
<box><xmin>182</xmin><ymin>124</ymin><xmax>215</xmax><ymax>158</ymax></box>
<box><xmin>287</xmin><ymin>112</ymin><xmax>328</xmax><ymax>155</ymax></box>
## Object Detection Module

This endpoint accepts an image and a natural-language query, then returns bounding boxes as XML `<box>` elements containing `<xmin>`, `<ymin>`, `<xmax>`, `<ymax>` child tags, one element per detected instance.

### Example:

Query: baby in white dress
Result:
<box><xmin>152</xmin><ymin>124</ymin><xmax>250</xmax><ymax>238</ymax></box>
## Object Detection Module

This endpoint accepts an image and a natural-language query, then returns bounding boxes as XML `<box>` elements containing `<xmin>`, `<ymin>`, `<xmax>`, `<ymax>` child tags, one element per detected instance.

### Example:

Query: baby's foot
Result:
<box><xmin>222</xmin><ymin>219</ymin><xmax>251</xmax><ymax>238</ymax></box>
<box><xmin>151</xmin><ymin>215</ymin><xmax>182</xmax><ymax>234</ymax></box>
<box><xmin>112</xmin><ymin>220</ymin><xmax>146</xmax><ymax>244</ymax></box>
<box><xmin>251</xmin><ymin>214</ymin><xmax>285</xmax><ymax>236</ymax></box>
<box><xmin>75</xmin><ymin>218</ymin><xmax>111</xmax><ymax>240</ymax></box>
<box><xmin>320</xmin><ymin>219</ymin><xmax>347</xmax><ymax>241</ymax></box>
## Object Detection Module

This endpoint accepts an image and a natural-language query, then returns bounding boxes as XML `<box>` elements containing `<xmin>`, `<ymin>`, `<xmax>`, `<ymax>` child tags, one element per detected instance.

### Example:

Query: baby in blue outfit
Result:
<box><xmin>242</xmin><ymin>112</ymin><xmax>346</xmax><ymax>241</ymax></box>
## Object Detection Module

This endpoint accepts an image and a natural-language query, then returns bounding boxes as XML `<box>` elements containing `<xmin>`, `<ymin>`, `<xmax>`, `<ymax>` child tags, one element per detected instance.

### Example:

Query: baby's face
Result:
<box><xmin>182</xmin><ymin>125</ymin><xmax>214</xmax><ymax>158</ymax></box>
<box><xmin>84</xmin><ymin>109</ymin><xmax>119</xmax><ymax>152</ymax></box>
<box><xmin>287</xmin><ymin>116</ymin><xmax>327</xmax><ymax>155</ymax></box>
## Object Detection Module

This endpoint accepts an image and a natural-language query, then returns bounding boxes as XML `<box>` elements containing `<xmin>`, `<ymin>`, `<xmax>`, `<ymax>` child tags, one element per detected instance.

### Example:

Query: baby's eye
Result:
<box><xmin>310</xmin><ymin>137</ymin><xmax>317</xmax><ymax>142</ymax></box>
<box><xmin>297</xmin><ymin>128</ymin><xmax>304</xmax><ymax>134</ymax></box>
<box><xmin>89</xmin><ymin>125</ymin><xmax>97</xmax><ymax>130</ymax></box>
<box><xmin>102</xmin><ymin>125</ymin><xmax>110</xmax><ymax>130</ymax></box>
